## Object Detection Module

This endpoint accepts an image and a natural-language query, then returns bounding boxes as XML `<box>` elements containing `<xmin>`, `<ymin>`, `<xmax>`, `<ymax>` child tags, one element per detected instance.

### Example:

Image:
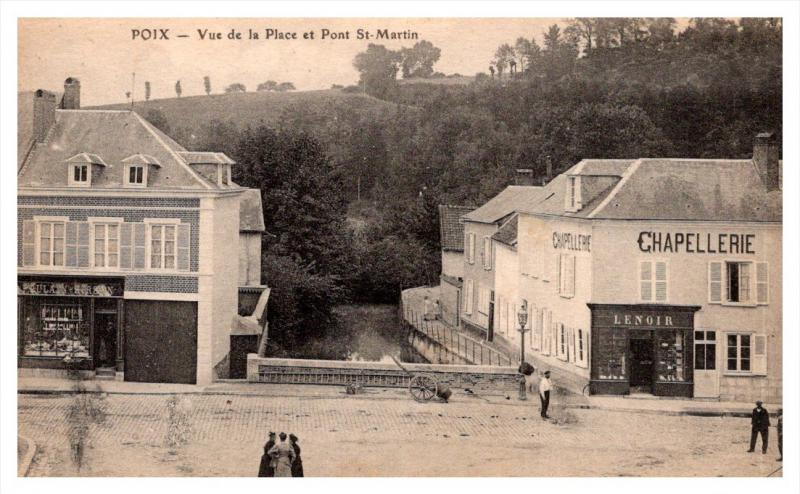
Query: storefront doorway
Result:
<box><xmin>93</xmin><ymin>312</ymin><xmax>117</xmax><ymax>368</ymax></box>
<box><xmin>629</xmin><ymin>336</ymin><xmax>653</xmax><ymax>393</ymax></box>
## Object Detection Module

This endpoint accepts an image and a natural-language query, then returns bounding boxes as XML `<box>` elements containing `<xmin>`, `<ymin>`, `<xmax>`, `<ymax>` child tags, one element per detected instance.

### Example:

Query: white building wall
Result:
<box><xmin>591</xmin><ymin>221</ymin><xmax>782</xmax><ymax>402</ymax></box>
<box><xmin>441</xmin><ymin>251</ymin><xmax>464</xmax><ymax>279</ymax></box>
<box><xmin>210</xmin><ymin>193</ymin><xmax>241</xmax><ymax>379</ymax></box>
<box><xmin>516</xmin><ymin>214</ymin><xmax>593</xmax><ymax>383</ymax></box>
<box><xmin>197</xmin><ymin>197</ymin><xmax>216</xmax><ymax>385</ymax></box>
<box><xmin>238</xmin><ymin>232</ymin><xmax>262</xmax><ymax>286</ymax></box>
<box><xmin>492</xmin><ymin>243</ymin><xmax>520</xmax><ymax>345</ymax></box>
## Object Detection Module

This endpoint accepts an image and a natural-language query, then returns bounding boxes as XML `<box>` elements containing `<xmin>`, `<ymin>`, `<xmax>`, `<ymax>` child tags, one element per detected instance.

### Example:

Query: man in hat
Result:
<box><xmin>748</xmin><ymin>400</ymin><xmax>770</xmax><ymax>454</ymax></box>
<box><xmin>539</xmin><ymin>370</ymin><xmax>552</xmax><ymax>419</ymax></box>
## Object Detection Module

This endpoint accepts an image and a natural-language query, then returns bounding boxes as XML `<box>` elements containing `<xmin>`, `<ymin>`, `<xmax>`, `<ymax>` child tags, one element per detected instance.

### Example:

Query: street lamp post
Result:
<box><xmin>517</xmin><ymin>301</ymin><xmax>529</xmax><ymax>401</ymax></box>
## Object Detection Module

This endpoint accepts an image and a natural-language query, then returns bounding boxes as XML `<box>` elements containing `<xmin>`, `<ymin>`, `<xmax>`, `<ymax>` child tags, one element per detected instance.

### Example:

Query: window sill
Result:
<box><xmin>723</xmin><ymin>372</ymin><xmax>764</xmax><ymax>377</ymax></box>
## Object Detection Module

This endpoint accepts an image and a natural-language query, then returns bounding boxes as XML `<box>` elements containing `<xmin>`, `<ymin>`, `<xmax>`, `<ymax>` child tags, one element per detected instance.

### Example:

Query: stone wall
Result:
<box><xmin>247</xmin><ymin>356</ymin><xmax>521</xmax><ymax>394</ymax></box>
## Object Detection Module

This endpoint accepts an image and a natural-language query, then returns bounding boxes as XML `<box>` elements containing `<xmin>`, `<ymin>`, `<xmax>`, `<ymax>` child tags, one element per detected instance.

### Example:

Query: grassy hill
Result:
<box><xmin>90</xmin><ymin>88</ymin><xmax>406</xmax><ymax>132</ymax></box>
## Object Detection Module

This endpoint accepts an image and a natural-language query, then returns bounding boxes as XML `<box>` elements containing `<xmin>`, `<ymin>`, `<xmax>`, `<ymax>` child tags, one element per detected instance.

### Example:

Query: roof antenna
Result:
<box><xmin>130</xmin><ymin>72</ymin><xmax>136</xmax><ymax>111</ymax></box>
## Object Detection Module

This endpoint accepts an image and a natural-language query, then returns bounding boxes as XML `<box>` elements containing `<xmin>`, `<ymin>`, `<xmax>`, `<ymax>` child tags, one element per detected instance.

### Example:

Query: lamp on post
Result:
<box><xmin>517</xmin><ymin>301</ymin><xmax>530</xmax><ymax>401</ymax></box>
<box><xmin>517</xmin><ymin>301</ymin><xmax>529</xmax><ymax>363</ymax></box>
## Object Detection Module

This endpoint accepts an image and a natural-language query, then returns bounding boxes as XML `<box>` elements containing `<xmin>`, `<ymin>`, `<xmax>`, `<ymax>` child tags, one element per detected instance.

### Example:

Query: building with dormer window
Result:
<box><xmin>487</xmin><ymin>136</ymin><xmax>781</xmax><ymax>402</ymax></box>
<box><xmin>17</xmin><ymin>78</ymin><xmax>268</xmax><ymax>385</ymax></box>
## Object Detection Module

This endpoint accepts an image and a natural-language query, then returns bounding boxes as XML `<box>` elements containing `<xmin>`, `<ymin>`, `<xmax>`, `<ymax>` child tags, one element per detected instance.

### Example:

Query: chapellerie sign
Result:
<box><xmin>637</xmin><ymin>231</ymin><xmax>756</xmax><ymax>254</ymax></box>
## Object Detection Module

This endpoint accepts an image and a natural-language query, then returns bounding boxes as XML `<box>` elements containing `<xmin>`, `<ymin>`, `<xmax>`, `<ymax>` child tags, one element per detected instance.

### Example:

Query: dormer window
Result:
<box><xmin>178</xmin><ymin>151</ymin><xmax>236</xmax><ymax>187</ymax></box>
<box><xmin>122</xmin><ymin>154</ymin><xmax>161</xmax><ymax>188</ymax></box>
<box><xmin>65</xmin><ymin>153</ymin><xmax>106</xmax><ymax>187</ymax></box>
<box><xmin>128</xmin><ymin>165</ymin><xmax>145</xmax><ymax>185</ymax></box>
<box><xmin>569</xmin><ymin>176</ymin><xmax>577</xmax><ymax>208</ymax></box>
<box><xmin>71</xmin><ymin>164</ymin><xmax>89</xmax><ymax>185</ymax></box>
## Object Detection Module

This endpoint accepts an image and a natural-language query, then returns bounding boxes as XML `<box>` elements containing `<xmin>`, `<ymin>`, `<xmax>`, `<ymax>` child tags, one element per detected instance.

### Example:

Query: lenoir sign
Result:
<box><xmin>637</xmin><ymin>231</ymin><xmax>756</xmax><ymax>254</ymax></box>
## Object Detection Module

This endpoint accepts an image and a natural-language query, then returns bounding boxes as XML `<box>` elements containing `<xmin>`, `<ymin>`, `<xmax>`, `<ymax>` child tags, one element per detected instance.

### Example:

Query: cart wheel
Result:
<box><xmin>409</xmin><ymin>375</ymin><xmax>437</xmax><ymax>402</ymax></box>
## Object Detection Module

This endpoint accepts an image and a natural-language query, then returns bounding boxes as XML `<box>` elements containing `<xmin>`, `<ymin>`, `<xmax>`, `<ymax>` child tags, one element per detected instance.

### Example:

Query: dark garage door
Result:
<box><xmin>125</xmin><ymin>300</ymin><xmax>197</xmax><ymax>384</ymax></box>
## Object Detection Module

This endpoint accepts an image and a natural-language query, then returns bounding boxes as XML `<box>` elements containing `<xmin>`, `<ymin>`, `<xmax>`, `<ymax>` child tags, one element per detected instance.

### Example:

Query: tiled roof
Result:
<box><xmin>438</xmin><ymin>205</ymin><xmax>475</xmax><ymax>251</ymax></box>
<box><xmin>463</xmin><ymin>185</ymin><xmax>546</xmax><ymax>224</ymax></box>
<box><xmin>65</xmin><ymin>152</ymin><xmax>108</xmax><ymax>166</ymax></box>
<box><xmin>519</xmin><ymin>158</ymin><xmax>781</xmax><ymax>222</ymax></box>
<box><xmin>492</xmin><ymin>214</ymin><xmax>518</xmax><ymax>247</ymax></box>
<box><xmin>240</xmin><ymin>188</ymin><xmax>266</xmax><ymax>232</ymax></box>
<box><xmin>179</xmin><ymin>151</ymin><xmax>236</xmax><ymax>165</ymax></box>
<box><xmin>18</xmin><ymin>109</ymin><xmax>217</xmax><ymax>189</ymax></box>
<box><xmin>121</xmin><ymin>153</ymin><xmax>162</xmax><ymax>167</ymax></box>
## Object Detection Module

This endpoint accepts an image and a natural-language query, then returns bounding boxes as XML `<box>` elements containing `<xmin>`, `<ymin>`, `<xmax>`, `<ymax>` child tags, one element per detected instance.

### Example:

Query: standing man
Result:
<box><xmin>539</xmin><ymin>370</ymin><xmax>552</xmax><ymax>419</ymax></box>
<box><xmin>748</xmin><ymin>400</ymin><xmax>770</xmax><ymax>454</ymax></box>
<box><xmin>776</xmin><ymin>408</ymin><xmax>783</xmax><ymax>462</ymax></box>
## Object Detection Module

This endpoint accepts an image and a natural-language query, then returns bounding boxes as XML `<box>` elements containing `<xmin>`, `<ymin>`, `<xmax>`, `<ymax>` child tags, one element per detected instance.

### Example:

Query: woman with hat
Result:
<box><xmin>258</xmin><ymin>432</ymin><xmax>276</xmax><ymax>477</ymax></box>
<box><xmin>289</xmin><ymin>433</ymin><xmax>304</xmax><ymax>477</ymax></box>
<box><xmin>268</xmin><ymin>432</ymin><xmax>296</xmax><ymax>477</ymax></box>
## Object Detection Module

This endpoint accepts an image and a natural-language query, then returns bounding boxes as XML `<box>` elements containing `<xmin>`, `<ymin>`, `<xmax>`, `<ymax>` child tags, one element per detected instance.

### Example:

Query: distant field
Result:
<box><xmin>90</xmin><ymin>89</ymin><xmax>406</xmax><ymax>130</ymax></box>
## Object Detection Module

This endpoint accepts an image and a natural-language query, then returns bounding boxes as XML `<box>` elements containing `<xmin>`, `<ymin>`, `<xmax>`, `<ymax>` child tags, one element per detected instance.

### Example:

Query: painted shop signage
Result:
<box><xmin>594</xmin><ymin>309</ymin><xmax>694</xmax><ymax>329</ymax></box>
<box><xmin>637</xmin><ymin>231</ymin><xmax>755</xmax><ymax>254</ymax></box>
<box><xmin>553</xmin><ymin>232</ymin><xmax>591</xmax><ymax>252</ymax></box>
<box><xmin>18</xmin><ymin>280</ymin><xmax>124</xmax><ymax>297</ymax></box>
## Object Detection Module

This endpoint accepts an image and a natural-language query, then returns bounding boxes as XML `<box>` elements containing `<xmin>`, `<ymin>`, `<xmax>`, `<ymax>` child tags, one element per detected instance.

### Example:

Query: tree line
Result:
<box><xmin>135</xmin><ymin>76</ymin><xmax>296</xmax><ymax>101</ymax></box>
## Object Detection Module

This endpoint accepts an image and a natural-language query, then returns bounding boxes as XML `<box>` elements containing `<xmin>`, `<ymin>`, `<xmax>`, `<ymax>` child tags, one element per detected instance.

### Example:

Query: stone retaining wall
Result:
<box><xmin>247</xmin><ymin>355</ymin><xmax>520</xmax><ymax>394</ymax></box>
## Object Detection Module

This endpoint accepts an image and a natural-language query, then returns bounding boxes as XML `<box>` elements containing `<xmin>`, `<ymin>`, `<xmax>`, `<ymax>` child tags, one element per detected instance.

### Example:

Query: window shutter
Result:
<box><xmin>133</xmin><ymin>223</ymin><xmax>146</xmax><ymax>269</ymax></box>
<box><xmin>119</xmin><ymin>223</ymin><xmax>133</xmax><ymax>269</ymax></box>
<box><xmin>76</xmin><ymin>222</ymin><xmax>90</xmax><ymax>267</ymax></box>
<box><xmin>465</xmin><ymin>280</ymin><xmax>473</xmax><ymax>315</ymax></box>
<box><xmin>484</xmin><ymin>237</ymin><xmax>492</xmax><ymax>270</ymax></box>
<box><xmin>655</xmin><ymin>261</ymin><xmax>668</xmax><ymax>302</ymax></box>
<box><xmin>541</xmin><ymin>310</ymin><xmax>550</xmax><ymax>356</ymax></box>
<box><xmin>567</xmin><ymin>254</ymin><xmax>576</xmax><ymax>297</ymax></box>
<box><xmin>65</xmin><ymin>221</ymin><xmax>78</xmax><ymax>267</ymax></box>
<box><xmin>640</xmin><ymin>261</ymin><xmax>653</xmax><ymax>301</ymax></box>
<box><xmin>568</xmin><ymin>327</ymin><xmax>576</xmax><ymax>363</ymax></box>
<box><xmin>22</xmin><ymin>220</ymin><xmax>36</xmax><ymax>266</ymax></box>
<box><xmin>555</xmin><ymin>254</ymin><xmax>562</xmax><ymax>291</ymax></box>
<box><xmin>177</xmin><ymin>223</ymin><xmax>191</xmax><ymax>271</ymax></box>
<box><xmin>708</xmin><ymin>261</ymin><xmax>722</xmax><ymax>303</ymax></box>
<box><xmin>468</xmin><ymin>233</ymin><xmax>475</xmax><ymax>264</ymax></box>
<box><xmin>752</xmin><ymin>334</ymin><xmax>767</xmax><ymax>375</ymax></box>
<box><xmin>756</xmin><ymin>262</ymin><xmax>768</xmax><ymax>304</ymax></box>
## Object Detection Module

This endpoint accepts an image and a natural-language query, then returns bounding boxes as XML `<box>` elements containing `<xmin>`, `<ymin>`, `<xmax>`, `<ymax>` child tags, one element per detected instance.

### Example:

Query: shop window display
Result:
<box><xmin>21</xmin><ymin>299</ymin><xmax>90</xmax><ymax>358</ymax></box>
<box><xmin>655</xmin><ymin>330</ymin><xmax>690</xmax><ymax>382</ymax></box>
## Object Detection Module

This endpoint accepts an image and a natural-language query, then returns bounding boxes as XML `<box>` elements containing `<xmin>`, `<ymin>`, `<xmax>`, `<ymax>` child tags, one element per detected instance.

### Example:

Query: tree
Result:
<box><xmin>144</xmin><ymin>81</ymin><xmax>151</xmax><ymax>101</ymax></box>
<box><xmin>144</xmin><ymin>109</ymin><xmax>171</xmax><ymax>134</ymax></box>
<box><xmin>225</xmin><ymin>83</ymin><xmax>247</xmax><ymax>93</ymax></box>
<box><xmin>565</xmin><ymin>18</ymin><xmax>598</xmax><ymax>56</ymax></box>
<box><xmin>203</xmin><ymin>76</ymin><xmax>211</xmax><ymax>95</ymax></box>
<box><xmin>353</xmin><ymin>44</ymin><xmax>401</xmax><ymax>99</ymax></box>
<box><xmin>400</xmin><ymin>40</ymin><xmax>441</xmax><ymax>78</ymax></box>
<box><xmin>646</xmin><ymin>18</ymin><xmax>676</xmax><ymax>49</ymax></box>
<box><xmin>493</xmin><ymin>43</ymin><xmax>515</xmax><ymax>78</ymax></box>
<box><xmin>257</xmin><ymin>80</ymin><xmax>278</xmax><ymax>91</ymax></box>
<box><xmin>174</xmin><ymin>80</ymin><xmax>182</xmax><ymax>98</ymax></box>
<box><xmin>275</xmin><ymin>82</ymin><xmax>296</xmax><ymax>92</ymax></box>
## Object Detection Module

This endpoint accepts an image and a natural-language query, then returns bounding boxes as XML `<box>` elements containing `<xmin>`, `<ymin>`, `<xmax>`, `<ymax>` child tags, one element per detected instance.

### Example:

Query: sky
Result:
<box><xmin>18</xmin><ymin>18</ymin><xmax>693</xmax><ymax>106</ymax></box>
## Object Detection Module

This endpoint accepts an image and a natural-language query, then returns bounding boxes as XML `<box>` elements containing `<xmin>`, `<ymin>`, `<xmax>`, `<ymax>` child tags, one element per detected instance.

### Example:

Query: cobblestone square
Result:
<box><xmin>18</xmin><ymin>388</ymin><xmax>782</xmax><ymax>477</ymax></box>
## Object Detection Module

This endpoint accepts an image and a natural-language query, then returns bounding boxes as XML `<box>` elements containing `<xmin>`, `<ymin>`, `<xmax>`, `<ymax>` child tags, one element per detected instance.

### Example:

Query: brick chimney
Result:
<box><xmin>33</xmin><ymin>89</ymin><xmax>57</xmax><ymax>143</ymax></box>
<box><xmin>540</xmin><ymin>155</ymin><xmax>553</xmax><ymax>186</ymax></box>
<box><xmin>753</xmin><ymin>132</ymin><xmax>780</xmax><ymax>191</ymax></box>
<box><xmin>61</xmin><ymin>77</ymin><xmax>80</xmax><ymax>110</ymax></box>
<box><xmin>514</xmin><ymin>168</ymin><xmax>534</xmax><ymax>186</ymax></box>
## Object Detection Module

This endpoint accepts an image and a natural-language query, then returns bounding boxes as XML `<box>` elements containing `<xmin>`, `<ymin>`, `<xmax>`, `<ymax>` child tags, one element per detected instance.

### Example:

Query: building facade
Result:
<box><xmin>460</xmin><ymin>186</ymin><xmax>543</xmax><ymax>340</ymax></box>
<box><xmin>17</xmin><ymin>79</ymin><xmax>267</xmax><ymax>385</ymax></box>
<box><xmin>437</xmin><ymin>205</ymin><xmax>475</xmax><ymax>327</ymax></box>
<box><xmin>489</xmin><ymin>139</ymin><xmax>782</xmax><ymax>402</ymax></box>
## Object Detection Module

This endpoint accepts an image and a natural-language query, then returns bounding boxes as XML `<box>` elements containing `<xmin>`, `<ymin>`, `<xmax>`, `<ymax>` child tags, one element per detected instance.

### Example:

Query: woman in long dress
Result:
<box><xmin>289</xmin><ymin>434</ymin><xmax>304</xmax><ymax>477</ymax></box>
<box><xmin>257</xmin><ymin>432</ymin><xmax>276</xmax><ymax>477</ymax></box>
<box><xmin>268</xmin><ymin>432</ymin><xmax>296</xmax><ymax>477</ymax></box>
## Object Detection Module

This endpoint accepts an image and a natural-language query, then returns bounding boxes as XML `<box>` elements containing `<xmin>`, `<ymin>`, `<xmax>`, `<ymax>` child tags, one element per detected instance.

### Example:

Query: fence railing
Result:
<box><xmin>402</xmin><ymin>307</ymin><xmax>514</xmax><ymax>367</ymax></box>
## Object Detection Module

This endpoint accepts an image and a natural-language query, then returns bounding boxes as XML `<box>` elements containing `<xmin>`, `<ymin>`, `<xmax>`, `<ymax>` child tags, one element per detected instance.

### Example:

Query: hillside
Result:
<box><xmin>90</xmin><ymin>88</ymin><xmax>406</xmax><ymax>132</ymax></box>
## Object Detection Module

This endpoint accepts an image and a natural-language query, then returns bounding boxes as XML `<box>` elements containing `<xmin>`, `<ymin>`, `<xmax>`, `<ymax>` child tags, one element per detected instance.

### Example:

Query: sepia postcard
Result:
<box><xmin>2</xmin><ymin>2</ymin><xmax>798</xmax><ymax>491</ymax></box>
